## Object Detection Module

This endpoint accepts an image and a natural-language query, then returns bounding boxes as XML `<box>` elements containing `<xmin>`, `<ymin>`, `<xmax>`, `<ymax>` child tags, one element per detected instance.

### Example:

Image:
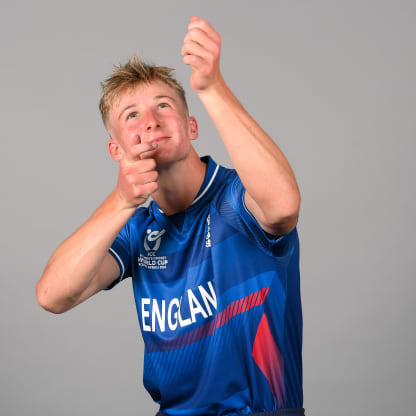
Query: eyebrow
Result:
<box><xmin>118</xmin><ymin>95</ymin><xmax>177</xmax><ymax>120</ymax></box>
<box><xmin>155</xmin><ymin>95</ymin><xmax>177</xmax><ymax>102</ymax></box>
<box><xmin>118</xmin><ymin>104</ymin><xmax>136</xmax><ymax>120</ymax></box>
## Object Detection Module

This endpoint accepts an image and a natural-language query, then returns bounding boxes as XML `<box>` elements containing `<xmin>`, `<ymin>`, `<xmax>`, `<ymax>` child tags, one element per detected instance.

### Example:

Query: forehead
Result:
<box><xmin>106</xmin><ymin>80</ymin><xmax>187</xmax><ymax>133</ymax></box>
<box><xmin>115</xmin><ymin>80</ymin><xmax>181</xmax><ymax>109</ymax></box>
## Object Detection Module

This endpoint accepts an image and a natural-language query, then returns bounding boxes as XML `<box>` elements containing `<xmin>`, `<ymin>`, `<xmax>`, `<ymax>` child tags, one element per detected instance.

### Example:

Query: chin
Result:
<box><xmin>153</xmin><ymin>152</ymin><xmax>177</xmax><ymax>169</ymax></box>
<box><xmin>154</xmin><ymin>150</ymin><xmax>189</xmax><ymax>170</ymax></box>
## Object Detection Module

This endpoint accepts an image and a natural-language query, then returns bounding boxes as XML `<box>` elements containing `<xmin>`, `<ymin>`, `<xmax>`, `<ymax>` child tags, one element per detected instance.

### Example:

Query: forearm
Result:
<box><xmin>36</xmin><ymin>190</ymin><xmax>135</xmax><ymax>312</ymax></box>
<box><xmin>198</xmin><ymin>75</ymin><xmax>300</xmax><ymax>223</ymax></box>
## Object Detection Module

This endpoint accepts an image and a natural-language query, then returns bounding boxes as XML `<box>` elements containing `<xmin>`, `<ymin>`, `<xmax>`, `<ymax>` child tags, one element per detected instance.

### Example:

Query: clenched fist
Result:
<box><xmin>182</xmin><ymin>16</ymin><xmax>222</xmax><ymax>94</ymax></box>
<box><xmin>115</xmin><ymin>137</ymin><xmax>159</xmax><ymax>209</ymax></box>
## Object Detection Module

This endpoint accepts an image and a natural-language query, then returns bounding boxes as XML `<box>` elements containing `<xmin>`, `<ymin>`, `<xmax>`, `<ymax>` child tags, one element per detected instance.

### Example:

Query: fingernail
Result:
<box><xmin>152</xmin><ymin>142</ymin><xmax>158</xmax><ymax>148</ymax></box>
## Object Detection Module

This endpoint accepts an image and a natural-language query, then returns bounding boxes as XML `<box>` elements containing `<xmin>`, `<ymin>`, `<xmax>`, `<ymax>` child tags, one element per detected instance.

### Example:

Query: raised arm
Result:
<box><xmin>36</xmin><ymin>141</ymin><xmax>159</xmax><ymax>313</ymax></box>
<box><xmin>182</xmin><ymin>17</ymin><xmax>300</xmax><ymax>236</ymax></box>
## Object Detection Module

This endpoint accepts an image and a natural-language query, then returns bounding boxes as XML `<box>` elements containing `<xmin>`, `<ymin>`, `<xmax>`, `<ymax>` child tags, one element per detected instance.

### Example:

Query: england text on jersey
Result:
<box><xmin>141</xmin><ymin>281</ymin><xmax>217</xmax><ymax>332</ymax></box>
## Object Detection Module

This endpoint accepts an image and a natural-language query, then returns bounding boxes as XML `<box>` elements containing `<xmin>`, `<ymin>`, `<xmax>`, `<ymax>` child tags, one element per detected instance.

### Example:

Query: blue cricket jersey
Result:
<box><xmin>107</xmin><ymin>156</ymin><xmax>303</xmax><ymax>416</ymax></box>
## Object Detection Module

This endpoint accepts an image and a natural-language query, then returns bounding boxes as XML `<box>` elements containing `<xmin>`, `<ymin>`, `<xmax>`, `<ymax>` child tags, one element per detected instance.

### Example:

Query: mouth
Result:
<box><xmin>150</xmin><ymin>136</ymin><xmax>170</xmax><ymax>143</ymax></box>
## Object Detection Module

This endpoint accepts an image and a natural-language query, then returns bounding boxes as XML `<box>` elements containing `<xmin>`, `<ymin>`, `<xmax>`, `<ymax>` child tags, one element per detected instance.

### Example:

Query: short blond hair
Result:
<box><xmin>99</xmin><ymin>55</ymin><xmax>188</xmax><ymax>128</ymax></box>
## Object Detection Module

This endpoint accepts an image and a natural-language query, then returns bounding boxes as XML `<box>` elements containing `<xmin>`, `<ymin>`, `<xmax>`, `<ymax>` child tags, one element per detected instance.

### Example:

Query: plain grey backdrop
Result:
<box><xmin>1</xmin><ymin>0</ymin><xmax>415</xmax><ymax>415</ymax></box>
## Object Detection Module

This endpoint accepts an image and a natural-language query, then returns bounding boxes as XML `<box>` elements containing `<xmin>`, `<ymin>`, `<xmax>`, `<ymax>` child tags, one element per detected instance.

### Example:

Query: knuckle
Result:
<box><xmin>146</xmin><ymin>182</ymin><xmax>158</xmax><ymax>194</ymax></box>
<box><xmin>141</xmin><ymin>170</ymin><xmax>158</xmax><ymax>184</ymax></box>
<box><xmin>139</xmin><ymin>160</ymin><xmax>148</xmax><ymax>171</ymax></box>
<box><xmin>143</xmin><ymin>158</ymin><xmax>156</xmax><ymax>170</ymax></box>
<box><xmin>149</xmin><ymin>158</ymin><xmax>157</xmax><ymax>169</ymax></box>
<box><xmin>150</xmin><ymin>171</ymin><xmax>159</xmax><ymax>181</ymax></box>
<box><xmin>133</xmin><ymin>184</ymin><xmax>144</xmax><ymax>196</ymax></box>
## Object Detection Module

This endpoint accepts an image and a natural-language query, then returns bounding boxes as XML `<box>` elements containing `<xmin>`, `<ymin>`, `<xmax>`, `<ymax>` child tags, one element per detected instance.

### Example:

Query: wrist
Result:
<box><xmin>109</xmin><ymin>189</ymin><xmax>142</xmax><ymax>213</ymax></box>
<box><xmin>196</xmin><ymin>73</ymin><xmax>227</xmax><ymax>99</ymax></box>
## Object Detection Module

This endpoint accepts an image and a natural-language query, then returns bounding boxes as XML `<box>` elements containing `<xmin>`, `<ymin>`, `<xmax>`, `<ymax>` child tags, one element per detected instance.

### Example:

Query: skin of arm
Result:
<box><xmin>182</xmin><ymin>17</ymin><xmax>301</xmax><ymax>236</ymax></box>
<box><xmin>36</xmin><ymin>141</ymin><xmax>159</xmax><ymax>313</ymax></box>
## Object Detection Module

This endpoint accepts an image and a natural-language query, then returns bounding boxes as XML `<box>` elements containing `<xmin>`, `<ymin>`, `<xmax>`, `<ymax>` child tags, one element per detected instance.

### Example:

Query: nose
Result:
<box><xmin>142</xmin><ymin>110</ymin><xmax>161</xmax><ymax>131</ymax></box>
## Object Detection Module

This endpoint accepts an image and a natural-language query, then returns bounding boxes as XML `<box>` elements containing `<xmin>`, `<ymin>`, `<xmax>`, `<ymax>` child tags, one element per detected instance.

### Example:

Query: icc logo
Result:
<box><xmin>144</xmin><ymin>229</ymin><xmax>166</xmax><ymax>252</ymax></box>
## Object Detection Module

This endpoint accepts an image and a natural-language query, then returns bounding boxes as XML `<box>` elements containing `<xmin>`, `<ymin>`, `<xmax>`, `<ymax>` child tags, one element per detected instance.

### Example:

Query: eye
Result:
<box><xmin>127</xmin><ymin>111</ymin><xmax>138</xmax><ymax>120</ymax></box>
<box><xmin>158</xmin><ymin>102</ymin><xmax>170</xmax><ymax>109</ymax></box>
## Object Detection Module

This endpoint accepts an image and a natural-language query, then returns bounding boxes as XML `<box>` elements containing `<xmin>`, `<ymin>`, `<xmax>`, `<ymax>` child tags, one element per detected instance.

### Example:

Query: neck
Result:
<box><xmin>152</xmin><ymin>149</ymin><xmax>207</xmax><ymax>215</ymax></box>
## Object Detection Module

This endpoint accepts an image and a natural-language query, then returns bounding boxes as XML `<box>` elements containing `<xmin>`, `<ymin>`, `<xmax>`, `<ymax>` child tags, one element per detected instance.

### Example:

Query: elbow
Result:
<box><xmin>268</xmin><ymin>189</ymin><xmax>301</xmax><ymax>225</ymax></box>
<box><xmin>280</xmin><ymin>191</ymin><xmax>301</xmax><ymax>223</ymax></box>
<box><xmin>266</xmin><ymin>212</ymin><xmax>299</xmax><ymax>236</ymax></box>
<box><xmin>262</xmin><ymin>191</ymin><xmax>301</xmax><ymax>235</ymax></box>
<box><xmin>36</xmin><ymin>279</ymin><xmax>68</xmax><ymax>314</ymax></box>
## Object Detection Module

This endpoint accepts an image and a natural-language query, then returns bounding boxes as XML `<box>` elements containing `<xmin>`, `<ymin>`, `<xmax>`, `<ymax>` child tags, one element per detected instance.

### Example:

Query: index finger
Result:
<box><xmin>188</xmin><ymin>17</ymin><xmax>221</xmax><ymax>43</ymax></box>
<box><xmin>125</xmin><ymin>142</ymin><xmax>157</xmax><ymax>163</ymax></box>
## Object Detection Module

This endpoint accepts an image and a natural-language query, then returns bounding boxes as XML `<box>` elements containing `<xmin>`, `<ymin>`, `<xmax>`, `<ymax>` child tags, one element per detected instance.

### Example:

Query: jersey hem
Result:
<box><xmin>156</xmin><ymin>408</ymin><xmax>305</xmax><ymax>416</ymax></box>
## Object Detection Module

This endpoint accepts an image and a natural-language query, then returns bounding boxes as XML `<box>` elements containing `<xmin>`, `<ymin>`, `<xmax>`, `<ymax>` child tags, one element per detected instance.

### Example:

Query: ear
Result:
<box><xmin>108</xmin><ymin>139</ymin><xmax>123</xmax><ymax>161</ymax></box>
<box><xmin>188</xmin><ymin>116</ymin><xmax>198</xmax><ymax>140</ymax></box>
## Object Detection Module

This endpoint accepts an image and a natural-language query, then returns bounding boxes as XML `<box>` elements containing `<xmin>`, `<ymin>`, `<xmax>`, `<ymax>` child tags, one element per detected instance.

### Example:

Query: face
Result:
<box><xmin>107</xmin><ymin>81</ymin><xmax>198</xmax><ymax>168</ymax></box>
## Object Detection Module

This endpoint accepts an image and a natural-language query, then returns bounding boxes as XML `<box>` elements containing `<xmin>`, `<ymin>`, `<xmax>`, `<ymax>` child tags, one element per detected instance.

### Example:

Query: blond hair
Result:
<box><xmin>99</xmin><ymin>55</ymin><xmax>188</xmax><ymax>128</ymax></box>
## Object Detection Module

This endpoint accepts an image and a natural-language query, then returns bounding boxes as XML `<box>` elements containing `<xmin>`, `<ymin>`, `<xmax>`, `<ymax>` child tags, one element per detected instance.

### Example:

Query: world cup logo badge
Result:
<box><xmin>144</xmin><ymin>229</ymin><xmax>166</xmax><ymax>252</ymax></box>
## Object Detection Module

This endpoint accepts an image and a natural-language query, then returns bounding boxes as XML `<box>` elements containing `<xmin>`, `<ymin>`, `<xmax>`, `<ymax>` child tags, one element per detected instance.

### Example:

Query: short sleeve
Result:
<box><xmin>216</xmin><ymin>173</ymin><xmax>298</xmax><ymax>258</ymax></box>
<box><xmin>105</xmin><ymin>223</ymin><xmax>132</xmax><ymax>290</ymax></box>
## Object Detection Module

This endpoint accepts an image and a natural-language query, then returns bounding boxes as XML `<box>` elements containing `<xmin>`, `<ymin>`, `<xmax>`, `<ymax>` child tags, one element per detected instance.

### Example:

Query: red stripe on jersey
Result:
<box><xmin>252</xmin><ymin>313</ymin><xmax>285</xmax><ymax>408</ymax></box>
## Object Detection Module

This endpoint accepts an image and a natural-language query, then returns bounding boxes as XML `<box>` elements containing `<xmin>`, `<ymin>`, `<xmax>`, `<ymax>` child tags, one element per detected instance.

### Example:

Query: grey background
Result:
<box><xmin>1</xmin><ymin>0</ymin><xmax>415</xmax><ymax>415</ymax></box>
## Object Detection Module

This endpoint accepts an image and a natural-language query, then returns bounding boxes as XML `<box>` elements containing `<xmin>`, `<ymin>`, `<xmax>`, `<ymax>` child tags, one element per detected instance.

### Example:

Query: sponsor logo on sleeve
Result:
<box><xmin>205</xmin><ymin>214</ymin><xmax>211</xmax><ymax>248</ymax></box>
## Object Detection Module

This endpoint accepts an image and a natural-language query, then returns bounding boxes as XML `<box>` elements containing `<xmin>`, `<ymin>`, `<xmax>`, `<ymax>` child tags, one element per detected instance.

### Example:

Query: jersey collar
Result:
<box><xmin>191</xmin><ymin>155</ymin><xmax>220</xmax><ymax>206</ymax></box>
<box><xmin>150</xmin><ymin>155</ymin><xmax>220</xmax><ymax>218</ymax></box>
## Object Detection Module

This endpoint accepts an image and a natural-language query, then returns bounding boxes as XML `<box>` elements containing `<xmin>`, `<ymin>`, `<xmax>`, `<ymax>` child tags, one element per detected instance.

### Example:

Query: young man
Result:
<box><xmin>37</xmin><ymin>17</ymin><xmax>304</xmax><ymax>416</ymax></box>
